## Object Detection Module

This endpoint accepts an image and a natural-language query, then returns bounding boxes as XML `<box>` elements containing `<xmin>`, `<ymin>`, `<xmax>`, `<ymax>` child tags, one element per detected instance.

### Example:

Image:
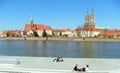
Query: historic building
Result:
<box><xmin>53</xmin><ymin>28</ymin><xmax>75</xmax><ymax>37</ymax></box>
<box><xmin>24</xmin><ymin>17</ymin><xmax>52</xmax><ymax>37</ymax></box>
<box><xmin>84</xmin><ymin>7</ymin><xmax>95</xmax><ymax>29</ymax></box>
<box><xmin>24</xmin><ymin>17</ymin><xmax>37</xmax><ymax>32</ymax></box>
<box><xmin>75</xmin><ymin>7</ymin><xmax>100</xmax><ymax>37</ymax></box>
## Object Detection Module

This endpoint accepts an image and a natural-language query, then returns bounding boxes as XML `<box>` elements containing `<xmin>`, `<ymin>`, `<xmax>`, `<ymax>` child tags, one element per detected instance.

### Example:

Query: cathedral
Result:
<box><xmin>84</xmin><ymin>7</ymin><xmax>95</xmax><ymax>29</ymax></box>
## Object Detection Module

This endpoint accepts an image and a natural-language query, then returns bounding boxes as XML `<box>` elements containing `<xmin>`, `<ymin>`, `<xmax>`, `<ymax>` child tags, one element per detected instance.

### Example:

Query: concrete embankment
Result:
<box><xmin>0</xmin><ymin>56</ymin><xmax>120</xmax><ymax>73</ymax></box>
<box><xmin>3</xmin><ymin>37</ymin><xmax>120</xmax><ymax>42</ymax></box>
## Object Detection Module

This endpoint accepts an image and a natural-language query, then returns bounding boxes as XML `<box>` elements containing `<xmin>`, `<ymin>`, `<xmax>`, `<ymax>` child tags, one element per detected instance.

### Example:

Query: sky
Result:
<box><xmin>0</xmin><ymin>0</ymin><xmax>120</xmax><ymax>31</ymax></box>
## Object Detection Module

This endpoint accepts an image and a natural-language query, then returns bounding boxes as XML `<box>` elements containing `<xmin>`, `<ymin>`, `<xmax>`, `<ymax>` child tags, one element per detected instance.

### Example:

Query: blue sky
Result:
<box><xmin>0</xmin><ymin>0</ymin><xmax>120</xmax><ymax>31</ymax></box>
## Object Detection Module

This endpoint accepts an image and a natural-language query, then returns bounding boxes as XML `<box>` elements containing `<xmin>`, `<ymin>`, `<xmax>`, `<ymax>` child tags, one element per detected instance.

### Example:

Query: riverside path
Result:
<box><xmin>0</xmin><ymin>56</ymin><xmax>120</xmax><ymax>73</ymax></box>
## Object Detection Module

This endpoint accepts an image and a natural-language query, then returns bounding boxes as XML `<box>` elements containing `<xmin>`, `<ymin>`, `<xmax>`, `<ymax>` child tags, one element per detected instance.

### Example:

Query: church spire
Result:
<box><xmin>86</xmin><ymin>8</ymin><xmax>89</xmax><ymax>15</ymax></box>
<box><xmin>30</xmin><ymin>16</ymin><xmax>34</xmax><ymax>30</ymax></box>
<box><xmin>92</xmin><ymin>6</ymin><xmax>94</xmax><ymax>15</ymax></box>
<box><xmin>30</xmin><ymin>16</ymin><xmax>33</xmax><ymax>24</ymax></box>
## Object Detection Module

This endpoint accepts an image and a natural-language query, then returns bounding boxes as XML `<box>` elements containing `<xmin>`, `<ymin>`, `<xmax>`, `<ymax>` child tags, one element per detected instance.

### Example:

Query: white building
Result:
<box><xmin>53</xmin><ymin>28</ymin><xmax>75</xmax><ymax>37</ymax></box>
<box><xmin>75</xmin><ymin>27</ymin><xmax>100</xmax><ymax>38</ymax></box>
<box><xmin>37</xmin><ymin>30</ymin><xmax>52</xmax><ymax>37</ymax></box>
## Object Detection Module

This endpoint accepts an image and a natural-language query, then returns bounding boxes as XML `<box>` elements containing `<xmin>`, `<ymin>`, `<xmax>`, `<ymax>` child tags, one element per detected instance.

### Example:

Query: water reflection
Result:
<box><xmin>0</xmin><ymin>40</ymin><xmax>120</xmax><ymax>58</ymax></box>
<box><xmin>82</xmin><ymin>42</ymin><xmax>94</xmax><ymax>58</ymax></box>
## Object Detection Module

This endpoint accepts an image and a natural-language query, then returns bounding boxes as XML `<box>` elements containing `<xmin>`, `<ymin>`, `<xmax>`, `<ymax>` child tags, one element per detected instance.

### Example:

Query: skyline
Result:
<box><xmin>0</xmin><ymin>0</ymin><xmax>120</xmax><ymax>31</ymax></box>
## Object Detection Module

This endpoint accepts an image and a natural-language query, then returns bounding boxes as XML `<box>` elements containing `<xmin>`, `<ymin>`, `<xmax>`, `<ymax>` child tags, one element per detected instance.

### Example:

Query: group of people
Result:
<box><xmin>73</xmin><ymin>64</ymin><xmax>89</xmax><ymax>72</ymax></box>
<box><xmin>52</xmin><ymin>57</ymin><xmax>64</xmax><ymax>62</ymax></box>
<box><xmin>52</xmin><ymin>57</ymin><xmax>89</xmax><ymax>72</ymax></box>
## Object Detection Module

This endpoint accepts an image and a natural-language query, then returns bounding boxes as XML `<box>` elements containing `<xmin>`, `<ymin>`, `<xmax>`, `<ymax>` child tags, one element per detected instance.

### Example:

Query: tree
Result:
<box><xmin>7</xmin><ymin>31</ymin><xmax>14</xmax><ymax>37</ymax></box>
<box><xmin>52</xmin><ymin>31</ymin><xmax>55</xmax><ymax>36</ymax></box>
<box><xmin>63</xmin><ymin>34</ymin><xmax>68</xmax><ymax>37</ymax></box>
<box><xmin>34</xmin><ymin>32</ymin><xmax>39</xmax><ymax>37</ymax></box>
<box><xmin>7</xmin><ymin>31</ymin><xmax>10</xmax><ymax>37</ymax></box>
<box><xmin>60</xmin><ymin>32</ymin><xmax>62</xmax><ymax>37</ymax></box>
<box><xmin>23</xmin><ymin>31</ymin><xmax>27</xmax><ymax>35</ymax></box>
<box><xmin>42</xmin><ymin>30</ymin><xmax>47</xmax><ymax>37</ymax></box>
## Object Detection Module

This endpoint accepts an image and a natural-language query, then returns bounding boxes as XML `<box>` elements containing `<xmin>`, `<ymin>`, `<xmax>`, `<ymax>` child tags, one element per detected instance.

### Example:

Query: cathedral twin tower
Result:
<box><xmin>30</xmin><ymin>7</ymin><xmax>95</xmax><ymax>30</ymax></box>
<box><xmin>84</xmin><ymin>7</ymin><xmax>95</xmax><ymax>29</ymax></box>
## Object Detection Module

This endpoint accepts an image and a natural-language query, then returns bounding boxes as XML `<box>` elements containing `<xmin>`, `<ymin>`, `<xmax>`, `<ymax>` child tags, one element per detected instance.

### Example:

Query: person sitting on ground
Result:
<box><xmin>86</xmin><ymin>64</ymin><xmax>89</xmax><ymax>68</ymax></box>
<box><xmin>82</xmin><ymin>67</ymin><xmax>86</xmax><ymax>72</ymax></box>
<box><xmin>53</xmin><ymin>57</ymin><xmax>64</xmax><ymax>62</ymax></box>
<box><xmin>52</xmin><ymin>58</ymin><xmax>56</xmax><ymax>62</ymax></box>
<box><xmin>77</xmin><ymin>68</ymin><xmax>82</xmax><ymax>72</ymax></box>
<box><xmin>56</xmin><ymin>57</ymin><xmax>60</xmax><ymax>62</ymax></box>
<box><xmin>59</xmin><ymin>57</ymin><xmax>64</xmax><ymax>62</ymax></box>
<box><xmin>86</xmin><ymin>64</ymin><xmax>89</xmax><ymax>71</ymax></box>
<box><xmin>73</xmin><ymin>64</ymin><xmax>78</xmax><ymax>71</ymax></box>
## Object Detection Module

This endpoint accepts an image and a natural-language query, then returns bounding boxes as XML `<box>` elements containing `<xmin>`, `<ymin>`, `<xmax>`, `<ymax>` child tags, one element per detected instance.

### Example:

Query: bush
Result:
<box><xmin>47</xmin><ymin>34</ymin><xmax>53</xmax><ymax>37</ymax></box>
<box><xmin>42</xmin><ymin>30</ymin><xmax>47</xmax><ymax>37</ymax></box>
<box><xmin>63</xmin><ymin>34</ymin><xmax>68</xmax><ymax>37</ymax></box>
<box><xmin>34</xmin><ymin>32</ymin><xmax>39</xmax><ymax>37</ymax></box>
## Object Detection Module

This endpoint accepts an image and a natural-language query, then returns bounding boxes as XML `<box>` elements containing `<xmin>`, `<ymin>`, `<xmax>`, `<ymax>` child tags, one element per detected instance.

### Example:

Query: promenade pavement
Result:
<box><xmin>0</xmin><ymin>56</ymin><xmax>120</xmax><ymax>73</ymax></box>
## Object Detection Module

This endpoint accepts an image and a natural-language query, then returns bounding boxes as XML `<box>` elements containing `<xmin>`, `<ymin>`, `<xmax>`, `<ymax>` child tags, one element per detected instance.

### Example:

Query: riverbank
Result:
<box><xmin>0</xmin><ymin>56</ymin><xmax>120</xmax><ymax>73</ymax></box>
<box><xmin>2</xmin><ymin>37</ymin><xmax>120</xmax><ymax>42</ymax></box>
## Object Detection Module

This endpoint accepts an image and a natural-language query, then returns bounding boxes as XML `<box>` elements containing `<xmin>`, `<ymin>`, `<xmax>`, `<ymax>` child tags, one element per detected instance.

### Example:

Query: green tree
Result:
<box><xmin>7</xmin><ymin>31</ymin><xmax>10</xmax><ymax>37</ymax></box>
<box><xmin>42</xmin><ymin>30</ymin><xmax>47</xmax><ymax>37</ymax></box>
<box><xmin>23</xmin><ymin>31</ymin><xmax>27</xmax><ymax>35</ymax></box>
<box><xmin>7</xmin><ymin>31</ymin><xmax>13</xmax><ymax>37</ymax></box>
<box><xmin>34</xmin><ymin>32</ymin><xmax>39</xmax><ymax>37</ymax></box>
<box><xmin>60</xmin><ymin>32</ymin><xmax>62</xmax><ymax>37</ymax></box>
<box><xmin>63</xmin><ymin>34</ymin><xmax>68</xmax><ymax>37</ymax></box>
<box><xmin>52</xmin><ymin>31</ymin><xmax>55</xmax><ymax>36</ymax></box>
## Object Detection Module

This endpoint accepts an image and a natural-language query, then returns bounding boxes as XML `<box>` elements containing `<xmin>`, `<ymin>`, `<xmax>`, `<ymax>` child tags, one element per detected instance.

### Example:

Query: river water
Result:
<box><xmin>0</xmin><ymin>40</ymin><xmax>120</xmax><ymax>58</ymax></box>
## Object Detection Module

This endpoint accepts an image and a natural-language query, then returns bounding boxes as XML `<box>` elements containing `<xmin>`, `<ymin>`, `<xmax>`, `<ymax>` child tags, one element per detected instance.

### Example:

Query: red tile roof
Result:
<box><xmin>24</xmin><ymin>24</ymin><xmax>52</xmax><ymax>32</ymax></box>
<box><xmin>2</xmin><ymin>30</ymin><xmax>8</xmax><ymax>35</ymax></box>
<box><xmin>24</xmin><ymin>30</ymin><xmax>31</xmax><ymax>32</ymax></box>
<box><xmin>76</xmin><ymin>27</ymin><xmax>97</xmax><ymax>31</ymax></box>
<box><xmin>98</xmin><ymin>29</ymin><xmax>120</xmax><ymax>36</ymax></box>
<box><xmin>36</xmin><ymin>24</ymin><xmax>51</xmax><ymax>30</ymax></box>
<box><xmin>53</xmin><ymin>28</ymin><xmax>74</xmax><ymax>32</ymax></box>
<box><xmin>53</xmin><ymin>29</ymin><xmax>66</xmax><ymax>32</ymax></box>
<box><xmin>11</xmin><ymin>30</ymin><xmax>20</xmax><ymax>34</ymax></box>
